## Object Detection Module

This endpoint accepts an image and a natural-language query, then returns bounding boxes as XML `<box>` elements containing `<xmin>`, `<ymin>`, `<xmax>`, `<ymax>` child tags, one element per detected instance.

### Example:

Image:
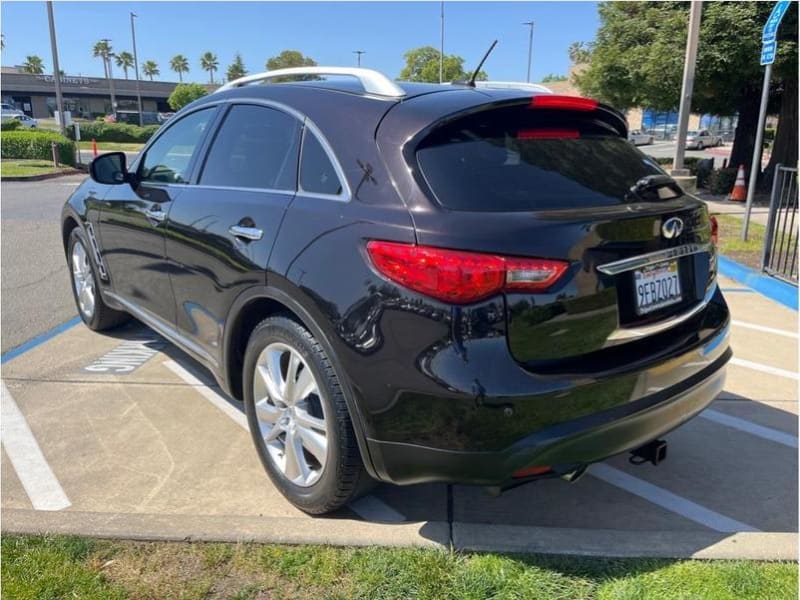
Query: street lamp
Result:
<box><xmin>440</xmin><ymin>1</ymin><xmax>445</xmax><ymax>83</ymax></box>
<box><xmin>523</xmin><ymin>20</ymin><xmax>534</xmax><ymax>83</ymax></box>
<box><xmin>130</xmin><ymin>12</ymin><xmax>143</xmax><ymax>126</ymax></box>
<box><xmin>46</xmin><ymin>1</ymin><xmax>65</xmax><ymax>134</ymax></box>
<box><xmin>353</xmin><ymin>50</ymin><xmax>365</xmax><ymax>67</ymax></box>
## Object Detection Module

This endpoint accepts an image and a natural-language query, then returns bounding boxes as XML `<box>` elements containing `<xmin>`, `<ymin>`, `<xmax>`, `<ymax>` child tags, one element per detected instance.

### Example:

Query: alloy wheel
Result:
<box><xmin>253</xmin><ymin>342</ymin><xmax>329</xmax><ymax>487</ymax></box>
<box><xmin>71</xmin><ymin>240</ymin><xmax>95</xmax><ymax>319</ymax></box>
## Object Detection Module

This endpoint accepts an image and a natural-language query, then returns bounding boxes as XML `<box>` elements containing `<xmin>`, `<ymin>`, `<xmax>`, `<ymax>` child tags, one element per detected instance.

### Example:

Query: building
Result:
<box><xmin>0</xmin><ymin>68</ymin><xmax>188</xmax><ymax>119</ymax></box>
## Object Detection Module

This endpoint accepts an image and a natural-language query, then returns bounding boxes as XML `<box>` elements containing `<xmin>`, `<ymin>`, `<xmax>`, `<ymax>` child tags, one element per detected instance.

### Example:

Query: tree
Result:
<box><xmin>167</xmin><ymin>82</ymin><xmax>208</xmax><ymax>111</ymax></box>
<box><xmin>568</xmin><ymin>41</ymin><xmax>592</xmax><ymax>64</ymax></box>
<box><xmin>574</xmin><ymin>2</ymin><xmax>797</xmax><ymax>181</ymax></box>
<box><xmin>142</xmin><ymin>60</ymin><xmax>159</xmax><ymax>81</ymax></box>
<box><xmin>21</xmin><ymin>55</ymin><xmax>44</xmax><ymax>74</ymax></box>
<box><xmin>266</xmin><ymin>49</ymin><xmax>316</xmax><ymax>71</ymax></box>
<box><xmin>398</xmin><ymin>46</ymin><xmax>486</xmax><ymax>83</ymax></box>
<box><xmin>115</xmin><ymin>51</ymin><xmax>134</xmax><ymax>79</ymax></box>
<box><xmin>92</xmin><ymin>39</ymin><xmax>112</xmax><ymax>79</ymax></box>
<box><xmin>200</xmin><ymin>51</ymin><xmax>218</xmax><ymax>84</ymax></box>
<box><xmin>541</xmin><ymin>73</ymin><xmax>568</xmax><ymax>83</ymax></box>
<box><xmin>226</xmin><ymin>52</ymin><xmax>247</xmax><ymax>82</ymax></box>
<box><xmin>170</xmin><ymin>54</ymin><xmax>189</xmax><ymax>82</ymax></box>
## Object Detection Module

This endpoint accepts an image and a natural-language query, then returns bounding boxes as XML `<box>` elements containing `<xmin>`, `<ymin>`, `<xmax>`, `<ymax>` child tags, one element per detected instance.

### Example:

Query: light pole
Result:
<box><xmin>353</xmin><ymin>50</ymin><xmax>365</xmax><ymax>67</ymax></box>
<box><xmin>523</xmin><ymin>20</ymin><xmax>534</xmax><ymax>83</ymax></box>
<box><xmin>130</xmin><ymin>12</ymin><xmax>144</xmax><ymax>126</ymax></box>
<box><xmin>440</xmin><ymin>1</ymin><xmax>445</xmax><ymax>83</ymax></box>
<box><xmin>46</xmin><ymin>1</ymin><xmax>65</xmax><ymax>134</ymax></box>
<box><xmin>101</xmin><ymin>38</ymin><xmax>117</xmax><ymax>114</ymax></box>
<box><xmin>671</xmin><ymin>1</ymin><xmax>702</xmax><ymax>176</ymax></box>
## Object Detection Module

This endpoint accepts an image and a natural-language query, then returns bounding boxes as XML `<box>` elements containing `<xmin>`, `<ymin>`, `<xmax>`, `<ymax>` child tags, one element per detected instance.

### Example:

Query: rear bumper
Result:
<box><xmin>368</xmin><ymin>341</ymin><xmax>730</xmax><ymax>486</ymax></box>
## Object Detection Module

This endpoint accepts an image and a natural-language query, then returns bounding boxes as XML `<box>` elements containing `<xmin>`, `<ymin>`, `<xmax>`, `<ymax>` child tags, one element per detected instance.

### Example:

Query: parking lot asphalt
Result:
<box><xmin>1</xmin><ymin>267</ymin><xmax>797</xmax><ymax>558</ymax></box>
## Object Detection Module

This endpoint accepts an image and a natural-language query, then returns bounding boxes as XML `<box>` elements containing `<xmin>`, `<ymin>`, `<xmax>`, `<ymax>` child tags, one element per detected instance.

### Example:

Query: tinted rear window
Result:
<box><xmin>416</xmin><ymin>105</ymin><xmax>666</xmax><ymax>212</ymax></box>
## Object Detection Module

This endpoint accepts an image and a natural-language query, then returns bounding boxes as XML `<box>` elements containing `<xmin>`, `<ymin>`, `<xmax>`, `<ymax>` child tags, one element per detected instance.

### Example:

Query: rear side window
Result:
<box><xmin>416</xmin><ymin>104</ymin><xmax>666</xmax><ymax>212</ymax></box>
<box><xmin>200</xmin><ymin>105</ymin><xmax>301</xmax><ymax>191</ymax></box>
<box><xmin>299</xmin><ymin>129</ymin><xmax>343</xmax><ymax>196</ymax></box>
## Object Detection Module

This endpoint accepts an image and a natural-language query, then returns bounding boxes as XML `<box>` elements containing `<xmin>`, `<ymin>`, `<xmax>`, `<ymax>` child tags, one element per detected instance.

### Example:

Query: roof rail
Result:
<box><xmin>216</xmin><ymin>66</ymin><xmax>406</xmax><ymax>98</ymax></box>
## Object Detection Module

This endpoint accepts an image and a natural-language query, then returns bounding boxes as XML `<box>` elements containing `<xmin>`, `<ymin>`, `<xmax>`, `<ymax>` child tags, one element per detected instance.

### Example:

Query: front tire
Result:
<box><xmin>243</xmin><ymin>315</ymin><xmax>368</xmax><ymax>514</ymax></box>
<box><xmin>68</xmin><ymin>227</ymin><xmax>129</xmax><ymax>331</ymax></box>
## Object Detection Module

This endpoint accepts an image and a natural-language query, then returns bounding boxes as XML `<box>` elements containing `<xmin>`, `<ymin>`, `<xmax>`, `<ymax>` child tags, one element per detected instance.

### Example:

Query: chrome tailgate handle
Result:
<box><xmin>229</xmin><ymin>225</ymin><xmax>263</xmax><ymax>241</ymax></box>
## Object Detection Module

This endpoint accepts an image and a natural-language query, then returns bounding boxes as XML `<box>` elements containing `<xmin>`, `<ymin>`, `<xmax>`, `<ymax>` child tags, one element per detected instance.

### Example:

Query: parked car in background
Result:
<box><xmin>157</xmin><ymin>112</ymin><xmax>175</xmax><ymax>124</ymax></box>
<box><xmin>64</xmin><ymin>67</ymin><xmax>729</xmax><ymax>514</ymax></box>
<box><xmin>628</xmin><ymin>129</ymin><xmax>654</xmax><ymax>146</ymax></box>
<box><xmin>1</xmin><ymin>102</ymin><xmax>25</xmax><ymax>119</ymax></box>
<box><xmin>9</xmin><ymin>114</ymin><xmax>38</xmax><ymax>128</ymax></box>
<box><xmin>685</xmin><ymin>130</ymin><xmax>722</xmax><ymax>150</ymax></box>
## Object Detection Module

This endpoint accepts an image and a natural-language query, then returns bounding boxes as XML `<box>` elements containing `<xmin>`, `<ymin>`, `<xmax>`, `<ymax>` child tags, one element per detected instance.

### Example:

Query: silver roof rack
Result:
<box><xmin>216</xmin><ymin>66</ymin><xmax>406</xmax><ymax>98</ymax></box>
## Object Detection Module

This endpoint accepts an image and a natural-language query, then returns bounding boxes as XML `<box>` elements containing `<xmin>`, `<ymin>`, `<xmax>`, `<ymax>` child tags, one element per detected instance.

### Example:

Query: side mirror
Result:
<box><xmin>90</xmin><ymin>152</ymin><xmax>130</xmax><ymax>185</ymax></box>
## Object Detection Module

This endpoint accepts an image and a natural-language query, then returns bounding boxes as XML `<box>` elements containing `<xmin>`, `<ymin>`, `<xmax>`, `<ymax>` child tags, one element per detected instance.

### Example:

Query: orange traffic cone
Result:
<box><xmin>91</xmin><ymin>138</ymin><xmax>98</xmax><ymax>158</ymax></box>
<box><xmin>729</xmin><ymin>164</ymin><xmax>747</xmax><ymax>202</ymax></box>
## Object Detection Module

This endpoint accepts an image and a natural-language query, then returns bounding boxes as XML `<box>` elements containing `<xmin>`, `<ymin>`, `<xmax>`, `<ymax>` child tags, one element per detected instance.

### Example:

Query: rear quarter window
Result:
<box><xmin>416</xmin><ymin>104</ymin><xmax>666</xmax><ymax>212</ymax></box>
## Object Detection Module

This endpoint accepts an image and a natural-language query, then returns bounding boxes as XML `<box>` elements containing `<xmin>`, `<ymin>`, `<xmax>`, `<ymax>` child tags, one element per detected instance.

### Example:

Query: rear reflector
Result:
<box><xmin>518</xmin><ymin>128</ymin><xmax>580</xmax><ymax>140</ymax></box>
<box><xmin>366</xmin><ymin>241</ymin><xmax>568</xmax><ymax>304</ymax></box>
<box><xmin>512</xmin><ymin>465</ymin><xmax>552</xmax><ymax>478</ymax></box>
<box><xmin>530</xmin><ymin>95</ymin><xmax>598</xmax><ymax>111</ymax></box>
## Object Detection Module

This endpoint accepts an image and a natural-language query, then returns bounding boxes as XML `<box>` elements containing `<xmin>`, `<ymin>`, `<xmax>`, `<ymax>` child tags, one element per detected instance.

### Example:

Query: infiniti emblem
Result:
<box><xmin>661</xmin><ymin>217</ymin><xmax>684</xmax><ymax>239</ymax></box>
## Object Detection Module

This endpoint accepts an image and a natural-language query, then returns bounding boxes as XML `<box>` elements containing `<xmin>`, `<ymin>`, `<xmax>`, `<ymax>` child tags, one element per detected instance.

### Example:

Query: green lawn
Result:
<box><xmin>2</xmin><ymin>535</ymin><xmax>796</xmax><ymax>600</ymax></box>
<box><xmin>0</xmin><ymin>159</ymin><xmax>79</xmax><ymax>178</ymax></box>
<box><xmin>78</xmin><ymin>141</ymin><xmax>144</xmax><ymax>152</ymax></box>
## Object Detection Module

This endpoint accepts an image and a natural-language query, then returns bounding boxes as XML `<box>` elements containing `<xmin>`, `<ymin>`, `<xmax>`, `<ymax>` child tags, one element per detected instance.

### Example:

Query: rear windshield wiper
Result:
<box><xmin>626</xmin><ymin>174</ymin><xmax>683</xmax><ymax>202</ymax></box>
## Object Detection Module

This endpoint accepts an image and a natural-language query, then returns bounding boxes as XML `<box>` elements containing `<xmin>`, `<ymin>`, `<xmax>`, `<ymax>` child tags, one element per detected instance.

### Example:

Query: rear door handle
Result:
<box><xmin>145</xmin><ymin>207</ymin><xmax>167</xmax><ymax>223</ymax></box>
<box><xmin>229</xmin><ymin>225</ymin><xmax>263</xmax><ymax>241</ymax></box>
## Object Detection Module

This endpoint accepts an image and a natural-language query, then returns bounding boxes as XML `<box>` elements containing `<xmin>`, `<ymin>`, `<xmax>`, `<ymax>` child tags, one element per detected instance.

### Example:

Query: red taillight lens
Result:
<box><xmin>365</xmin><ymin>241</ymin><xmax>568</xmax><ymax>304</ymax></box>
<box><xmin>518</xmin><ymin>128</ymin><xmax>580</xmax><ymax>140</ymax></box>
<box><xmin>529</xmin><ymin>94</ymin><xmax>598</xmax><ymax>111</ymax></box>
<box><xmin>710</xmin><ymin>215</ymin><xmax>719</xmax><ymax>246</ymax></box>
<box><xmin>512</xmin><ymin>465</ymin><xmax>552</xmax><ymax>478</ymax></box>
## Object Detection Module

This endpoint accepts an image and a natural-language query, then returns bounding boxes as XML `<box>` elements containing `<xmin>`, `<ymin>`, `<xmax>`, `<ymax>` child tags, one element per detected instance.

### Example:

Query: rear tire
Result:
<box><xmin>67</xmin><ymin>227</ymin><xmax>129</xmax><ymax>331</ymax></box>
<box><xmin>697</xmin><ymin>142</ymin><xmax>704</xmax><ymax>150</ymax></box>
<box><xmin>243</xmin><ymin>315</ymin><xmax>370</xmax><ymax>514</ymax></box>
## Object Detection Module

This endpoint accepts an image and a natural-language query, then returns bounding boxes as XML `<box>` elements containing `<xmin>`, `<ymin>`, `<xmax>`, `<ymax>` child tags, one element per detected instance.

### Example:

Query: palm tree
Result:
<box><xmin>92</xmin><ymin>39</ymin><xmax>112</xmax><ymax>79</ymax></box>
<box><xmin>170</xmin><ymin>54</ymin><xmax>189</xmax><ymax>82</ymax></box>
<box><xmin>115</xmin><ymin>51</ymin><xmax>134</xmax><ymax>79</ymax></box>
<box><xmin>21</xmin><ymin>54</ymin><xmax>45</xmax><ymax>74</ymax></box>
<box><xmin>200</xmin><ymin>51</ymin><xmax>218</xmax><ymax>84</ymax></box>
<box><xmin>142</xmin><ymin>60</ymin><xmax>159</xmax><ymax>81</ymax></box>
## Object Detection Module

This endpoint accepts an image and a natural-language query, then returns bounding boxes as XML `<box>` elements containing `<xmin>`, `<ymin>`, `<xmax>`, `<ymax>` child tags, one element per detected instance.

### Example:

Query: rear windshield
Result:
<box><xmin>416</xmin><ymin>104</ymin><xmax>667</xmax><ymax>212</ymax></box>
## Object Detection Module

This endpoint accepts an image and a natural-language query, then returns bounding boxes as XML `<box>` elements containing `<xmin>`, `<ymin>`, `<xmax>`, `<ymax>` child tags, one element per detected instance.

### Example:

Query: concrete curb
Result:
<box><xmin>718</xmin><ymin>255</ymin><xmax>798</xmax><ymax>311</ymax></box>
<box><xmin>1</xmin><ymin>169</ymin><xmax>83</xmax><ymax>182</ymax></box>
<box><xmin>4</xmin><ymin>509</ymin><xmax>797</xmax><ymax>560</ymax></box>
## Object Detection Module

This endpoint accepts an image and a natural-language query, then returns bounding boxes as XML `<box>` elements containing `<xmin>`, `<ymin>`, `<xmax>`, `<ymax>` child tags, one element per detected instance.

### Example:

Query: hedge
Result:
<box><xmin>65</xmin><ymin>121</ymin><xmax>160</xmax><ymax>143</ymax></box>
<box><xmin>1</xmin><ymin>119</ymin><xmax>22</xmax><ymax>131</ymax></box>
<box><xmin>1</xmin><ymin>130</ymin><xmax>76</xmax><ymax>166</ymax></box>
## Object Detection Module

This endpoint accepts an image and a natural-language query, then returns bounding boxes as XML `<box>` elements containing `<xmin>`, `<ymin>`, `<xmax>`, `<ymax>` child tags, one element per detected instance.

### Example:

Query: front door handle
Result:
<box><xmin>145</xmin><ymin>207</ymin><xmax>167</xmax><ymax>223</ymax></box>
<box><xmin>229</xmin><ymin>225</ymin><xmax>263</xmax><ymax>241</ymax></box>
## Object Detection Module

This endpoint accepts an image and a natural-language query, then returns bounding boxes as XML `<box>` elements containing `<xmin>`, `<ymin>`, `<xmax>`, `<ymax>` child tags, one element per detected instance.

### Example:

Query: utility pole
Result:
<box><xmin>353</xmin><ymin>50</ymin><xmax>365</xmax><ymax>67</ymax></box>
<box><xmin>130</xmin><ymin>12</ymin><xmax>143</xmax><ymax>126</ymax></box>
<box><xmin>523</xmin><ymin>20</ymin><xmax>534</xmax><ymax>83</ymax></box>
<box><xmin>440</xmin><ymin>1</ymin><xmax>445</xmax><ymax>83</ymax></box>
<box><xmin>46</xmin><ymin>0</ymin><xmax>65</xmax><ymax>134</ymax></box>
<box><xmin>101</xmin><ymin>38</ymin><xmax>117</xmax><ymax>114</ymax></box>
<box><xmin>671</xmin><ymin>1</ymin><xmax>702</xmax><ymax>175</ymax></box>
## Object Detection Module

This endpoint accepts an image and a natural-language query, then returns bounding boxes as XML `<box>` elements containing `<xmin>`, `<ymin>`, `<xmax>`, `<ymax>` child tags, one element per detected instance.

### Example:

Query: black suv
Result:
<box><xmin>62</xmin><ymin>67</ymin><xmax>730</xmax><ymax>514</ymax></box>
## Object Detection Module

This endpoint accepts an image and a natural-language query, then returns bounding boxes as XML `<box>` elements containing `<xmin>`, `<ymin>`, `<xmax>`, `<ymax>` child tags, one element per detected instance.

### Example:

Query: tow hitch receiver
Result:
<box><xmin>629</xmin><ymin>439</ymin><xmax>668</xmax><ymax>466</ymax></box>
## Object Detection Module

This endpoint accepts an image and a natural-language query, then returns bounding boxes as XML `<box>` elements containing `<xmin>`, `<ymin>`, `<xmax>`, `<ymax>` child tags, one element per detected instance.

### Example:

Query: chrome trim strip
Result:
<box><xmin>105</xmin><ymin>291</ymin><xmax>218</xmax><ymax>368</ymax></box>
<box><xmin>297</xmin><ymin>119</ymin><xmax>352</xmax><ymax>202</ymax></box>
<box><xmin>597</xmin><ymin>243</ymin><xmax>712</xmax><ymax>276</ymax></box>
<box><xmin>606</xmin><ymin>283</ymin><xmax>717</xmax><ymax>341</ymax></box>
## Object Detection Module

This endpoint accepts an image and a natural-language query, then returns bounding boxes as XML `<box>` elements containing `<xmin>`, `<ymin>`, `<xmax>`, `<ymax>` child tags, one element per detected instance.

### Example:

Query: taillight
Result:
<box><xmin>529</xmin><ymin>95</ymin><xmax>598</xmax><ymax>111</ymax></box>
<box><xmin>710</xmin><ymin>214</ymin><xmax>719</xmax><ymax>246</ymax></box>
<box><xmin>518</xmin><ymin>129</ymin><xmax>580</xmax><ymax>140</ymax></box>
<box><xmin>365</xmin><ymin>241</ymin><xmax>568</xmax><ymax>304</ymax></box>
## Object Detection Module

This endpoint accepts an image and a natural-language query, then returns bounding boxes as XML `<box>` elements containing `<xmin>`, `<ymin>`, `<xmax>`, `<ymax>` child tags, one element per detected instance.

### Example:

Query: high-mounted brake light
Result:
<box><xmin>365</xmin><ymin>241</ymin><xmax>569</xmax><ymax>304</ymax></box>
<box><xmin>518</xmin><ymin>129</ymin><xmax>580</xmax><ymax>140</ymax></box>
<box><xmin>529</xmin><ymin>95</ymin><xmax>598</xmax><ymax>111</ymax></box>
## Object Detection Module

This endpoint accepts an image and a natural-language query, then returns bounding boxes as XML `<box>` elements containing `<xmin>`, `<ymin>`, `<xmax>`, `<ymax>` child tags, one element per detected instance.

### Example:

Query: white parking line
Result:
<box><xmin>163</xmin><ymin>360</ymin><xmax>248</xmax><ymax>430</ymax></box>
<box><xmin>1</xmin><ymin>382</ymin><xmax>71</xmax><ymax>511</ymax></box>
<box><xmin>730</xmin><ymin>357</ymin><xmax>799</xmax><ymax>381</ymax></box>
<box><xmin>731</xmin><ymin>320</ymin><xmax>798</xmax><ymax>339</ymax></box>
<box><xmin>591</xmin><ymin>464</ymin><xmax>759</xmax><ymax>533</ymax></box>
<box><xmin>163</xmin><ymin>359</ymin><xmax>404</xmax><ymax>522</ymax></box>
<box><xmin>700</xmin><ymin>409</ymin><xmax>798</xmax><ymax>448</ymax></box>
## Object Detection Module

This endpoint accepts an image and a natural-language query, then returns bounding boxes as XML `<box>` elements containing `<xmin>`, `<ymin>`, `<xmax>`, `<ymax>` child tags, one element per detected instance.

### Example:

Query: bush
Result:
<box><xmin>168</xmin><ymin>83</ymin><xmax>208</xmax><ymax>111</ymax></box>
<box><xmin>1</xmin><ymin>119</ymin><xmax>22</xmax><ymax>131</ymax></box>
<box><xmin>65</xmin><ymin>121</ymin><xmax>159</xmax><ymax>143</ymax></box>
<box><xmin>0</xmin><ymin>130</ymin><xmax>76</xmax><ymax>166</ymax></box>
<box><xmin>708</xmin><ymin>168</ymin><xmax>738</xmax><ymax>195</ymax></box>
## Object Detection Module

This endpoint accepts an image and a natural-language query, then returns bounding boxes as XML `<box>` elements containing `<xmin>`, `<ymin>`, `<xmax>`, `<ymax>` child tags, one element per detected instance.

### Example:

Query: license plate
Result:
<box><xmin>634</xmin><ymin>260</ymin><xmax>682</xmax><ymax>314</ymax></box>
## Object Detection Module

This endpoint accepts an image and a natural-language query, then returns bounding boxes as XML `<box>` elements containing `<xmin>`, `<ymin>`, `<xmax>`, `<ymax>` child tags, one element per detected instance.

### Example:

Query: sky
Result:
<box><xmin>1</xmin><ymin>1</ymin><xmax>599</xmax><ymax>84</ymax></box>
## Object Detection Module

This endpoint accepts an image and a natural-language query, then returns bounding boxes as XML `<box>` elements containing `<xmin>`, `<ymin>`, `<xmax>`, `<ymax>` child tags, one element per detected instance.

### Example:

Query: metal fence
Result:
<box><xmin>761</xmin><ymin>165</ymin><xmax>798</xmax><ymax>284</ymax></box>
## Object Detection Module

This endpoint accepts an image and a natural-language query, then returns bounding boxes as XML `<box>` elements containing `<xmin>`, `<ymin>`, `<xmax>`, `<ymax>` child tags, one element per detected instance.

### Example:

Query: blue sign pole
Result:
<box><xmin>742</xmin><ymin>0</ymin><xmax>791</xmax><ymax>240</ymax></box>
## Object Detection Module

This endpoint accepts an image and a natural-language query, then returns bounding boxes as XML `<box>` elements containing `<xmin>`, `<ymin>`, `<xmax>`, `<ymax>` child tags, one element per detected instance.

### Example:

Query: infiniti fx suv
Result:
<box><xmin>62</xmin><ymin>67</ymin><xmax>730</xmax><ymax>514</ymax></box>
